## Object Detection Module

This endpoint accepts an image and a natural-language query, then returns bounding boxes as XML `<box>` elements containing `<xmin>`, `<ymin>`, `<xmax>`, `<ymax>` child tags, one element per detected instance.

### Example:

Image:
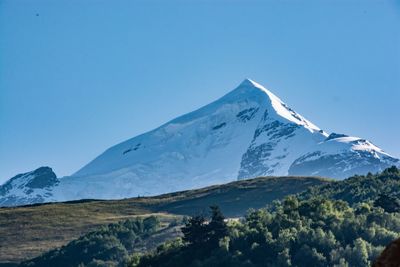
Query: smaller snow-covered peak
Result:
<box><xmin>324</xmin><ymin>135</ymin><xmax>392</xmax><ymax>157</ymax></box>
<box><xmin>1</xmin><ymin>167</ymin><xmax>58</xmax><ymax>192</ymax></box>
<box><xmin>0</xmin><ymin>166</ymin><xmax>59</xmax><ymax>206</ymax></box>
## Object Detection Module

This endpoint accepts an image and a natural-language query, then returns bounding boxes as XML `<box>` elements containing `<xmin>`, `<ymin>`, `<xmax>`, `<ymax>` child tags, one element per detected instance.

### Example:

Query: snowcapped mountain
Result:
<box><xmin>1</xmin><ymin>79</ymin><xmax>398</xmax><ymax>206</ymax></box>
<box><xmin>0</xmin><ymin>167</ymin><xmax>58</xmax><ymax>206</ymax></box>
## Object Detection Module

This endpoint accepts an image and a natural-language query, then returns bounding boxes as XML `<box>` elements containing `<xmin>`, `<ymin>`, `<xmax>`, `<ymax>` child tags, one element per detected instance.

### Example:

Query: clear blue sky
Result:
<box><xmin>0</xmin><ymin>0</ymin><xmax>399</xmax><ymax>183</ymax></box>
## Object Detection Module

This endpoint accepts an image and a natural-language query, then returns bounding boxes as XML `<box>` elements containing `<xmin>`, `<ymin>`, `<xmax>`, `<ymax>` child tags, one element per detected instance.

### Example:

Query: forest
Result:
<box><xmin>134</xmin><ymin>167</ymin><xmax>400</xmax><ymax>267</ymax></box>
<box><xmin>20</xmin><ymin>167</ymin><xmax>400</xmax><ymax>267</ymax></box>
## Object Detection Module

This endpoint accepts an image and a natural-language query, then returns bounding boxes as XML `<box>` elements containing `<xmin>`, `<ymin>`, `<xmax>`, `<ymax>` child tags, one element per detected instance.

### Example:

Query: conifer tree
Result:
<box><xmin>181</xmin><ymin>215</ymin><xmax>208</xmax><ymax>247</ymax></box>
<box><xmin>207</xmin><ymin>205</ymin><xmax>229</xmax><ymax>248</ymax></box>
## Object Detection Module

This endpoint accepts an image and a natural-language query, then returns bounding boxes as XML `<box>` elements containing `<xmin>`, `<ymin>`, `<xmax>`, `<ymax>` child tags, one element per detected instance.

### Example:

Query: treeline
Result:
<box><xmin>132</xmin><ymin>166</ymin><xmax>400</xmax><ymax>267</ymax></box>
<box><xmin>300</xmin><ymin>166</ymin><xmax>400</xmax><ymax>206</ymax></box>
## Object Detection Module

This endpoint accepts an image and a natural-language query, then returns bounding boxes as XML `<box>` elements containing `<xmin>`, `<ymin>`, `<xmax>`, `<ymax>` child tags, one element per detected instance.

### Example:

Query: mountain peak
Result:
<box><xmin>226</xmin><ymin>79</ymin><xmax>280</xmax><ymax>105</ymax></box>
<box><xmin>235</xmin><ymin>79</ymin><xmax>290</xmax><ymax>109</ymax></box>
<box><xmin>239</xmin><ymin>78</ymin><xmax>261</xmax><ymax>87</ymax></box>
<box><xmin>237</xmin><ymin>78</ymin><xmax>271</xmax><ymax>94</ymax></box>
<box><xmin>233</xmin><ymin>79</ymin><xmax>321</xmax><ymax>132</ymax></box>
<box><xmin>1</xmin><ymin>166</ymin><xmax>58</xmax><ymax>190</ymax></box>
<box><xmin>0</xmin><ymin>166</ymin><xmax>58</xmax><ymax>206</ymax></box>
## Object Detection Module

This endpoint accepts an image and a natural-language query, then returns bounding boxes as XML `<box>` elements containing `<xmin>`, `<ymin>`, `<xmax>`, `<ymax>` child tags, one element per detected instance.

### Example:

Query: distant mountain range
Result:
<box><xmin>1</xmin><ymin>79</ymin><xmax>398</xmax><ymax>206</ymax></box>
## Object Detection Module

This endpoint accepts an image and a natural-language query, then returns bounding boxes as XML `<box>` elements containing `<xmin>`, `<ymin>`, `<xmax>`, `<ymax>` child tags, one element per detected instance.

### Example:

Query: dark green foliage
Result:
<box><xmin>384</xmin><ymin>166</ymin><xmax>400</xmax><ymax>175</ymax></box>
<box><xmin>181</xmin><ymin>206</ymin><xmax>229</xmax><ymax>250</ymax></box>
<box><xmin>181</xmin><ymin>215</ymin><xmax>208</xmax><ymax>247</ymax></box>
<box><xmin>135</xmin><ymin>198</ymin><xmax>399</xmax><ymax>267</ymax></box>
<box><xmin>374</xmin><ymin>194</ymin><xmax>400</xmax><ymax>213</ymax></box>
<box><xmin>207</xmin><ymin>205</ymin><xmax>229</xmax><ymax>248</ymax></box>
<box><xmin>299</xmin><ymin>165</ymin><xmax>400</xmax><ymax>205</ymax></box>
<box><xmin>136</xmin><ymin>206</ymin><xmax>230</xmax><ymax>267</ymax></box>
<box><xmin>20</xmin><ymin>217</ymin><xmax>160</xmax><ymax>267</ymax></box>
<box><xmin>133</xmin><ymin>167</ymin><xmax>400</xmax><ymax>267</ymax></box>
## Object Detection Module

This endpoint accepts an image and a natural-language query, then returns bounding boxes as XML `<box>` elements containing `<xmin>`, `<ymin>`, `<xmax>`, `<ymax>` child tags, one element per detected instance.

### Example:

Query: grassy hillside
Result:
<box><xmin>0</xmin><ymin>176</ymin><xmax>329</xmax><ymax>264</ymax></box>
<box><xmin>154</xmin><ymin>176</ymin><xmax>330</xmax><ymax>217</ymax></box>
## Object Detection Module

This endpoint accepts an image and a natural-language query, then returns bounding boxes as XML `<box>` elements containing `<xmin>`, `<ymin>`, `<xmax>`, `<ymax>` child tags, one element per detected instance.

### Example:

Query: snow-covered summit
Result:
<box><xmin>0</xmin><ymin>167</ymin><xmax>58</xmax><ymax>206</ymax></box>
<box><xmin>238</xmin><ymin>78</ymin><xmax>322</xmax><ymax>132</ymax></box>
<box><xmin>1</xmin><ymin>79</ymin><xmax>398</xmax><ymax>206</ymax></box>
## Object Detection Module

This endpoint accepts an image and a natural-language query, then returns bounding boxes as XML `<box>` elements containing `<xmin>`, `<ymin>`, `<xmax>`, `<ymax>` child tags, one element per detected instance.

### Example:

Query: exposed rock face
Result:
<box><xmin>238</xmin><ymin>119</ymin><xmax>301</xmax><ymax>179</ymax></box>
